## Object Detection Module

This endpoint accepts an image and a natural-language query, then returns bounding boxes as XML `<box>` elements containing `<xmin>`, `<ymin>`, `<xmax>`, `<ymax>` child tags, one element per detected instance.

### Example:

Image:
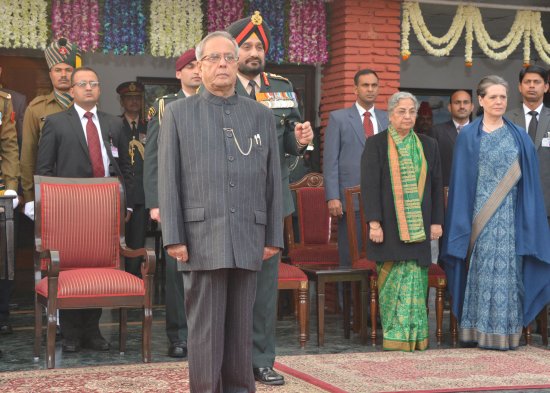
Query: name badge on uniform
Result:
<box><xmin>542</xmin><ymin>137</ymin><xmax>550</xmax><ymax>148</ymax></box>
<box><xmin>256</xmin><ymin>92</ymin><xmax>298</xmax><ymax>109</ymax></box>
<box><xmin>111</xmin><ymin>144</ymin><xmax>119</xmax><ymax>158</ymax></box>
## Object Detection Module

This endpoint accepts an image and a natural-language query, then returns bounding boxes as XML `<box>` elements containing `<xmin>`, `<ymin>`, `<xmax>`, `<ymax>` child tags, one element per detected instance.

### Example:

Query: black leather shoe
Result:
<box><xmin>0</xmin><ymin>323</ymin><xmax>13</xmax><ymax>334</ymax></box>
<box><xmin>62</xmin><ymin>339</ymin><xmax>81</xmax><ymax>352</ymax></box>
<box><xmin>168</xmin><ymin>342</ymin><xmax>187</xmax><ymax>358</ymax></box>
<box><xmin>82</xmin><ymin>336</ymin><xmax>110</xmax><ymax>351</ymax></box>
<box><xmin>253</xmin><ymin>367</ymin><xmax>285</xmax><ymax>385</ymax></box>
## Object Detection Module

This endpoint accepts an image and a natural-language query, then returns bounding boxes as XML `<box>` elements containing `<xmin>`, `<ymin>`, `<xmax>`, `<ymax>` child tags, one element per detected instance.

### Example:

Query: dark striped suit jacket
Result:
<box><xmin>158</xmin><ymin>88</ymin><xmax>284</xmax><ymax>272</ymax></box>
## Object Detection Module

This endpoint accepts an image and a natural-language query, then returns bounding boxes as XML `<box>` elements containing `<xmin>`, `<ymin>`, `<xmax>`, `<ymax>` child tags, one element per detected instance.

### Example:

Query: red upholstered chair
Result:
<box><xmin>345</xmin><ymin>185</ymin><xmax>450</xmax><ymax>345</ymax></box>
<box><xmin>277</xmin><ymin>262</ymin><xmax>308</xmax><ymax>348</ymax></box>
<box><xmin>33</xmin><ymin>176</ymin><xmax>156</xmax><ymax>369</ymax></box>
<box><xmin>285</xmin><ymin>173</ymin><xmax>339</xmax><ymax>268</ymax></box>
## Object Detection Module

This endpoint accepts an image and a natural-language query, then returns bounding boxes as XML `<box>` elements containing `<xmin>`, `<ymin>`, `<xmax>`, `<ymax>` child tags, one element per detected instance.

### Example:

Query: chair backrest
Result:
<box><xmin>285</xmin><ymin>172</ymin><xmax>333</xmax><ymax>249</ymax></box>
<box><xmin>296</xmin><ymin>187</ymin><xmax>331</xmax><ymax>245</ymax></box>
<box><xmin>34</xmin><ymin>176</ymin><xmax>124</xmax><ymax>270</ymax></box>
<box><xmin>344</xmin><ymin>185</ymin><xmax>368</xmax><ymax>267</ymax></box>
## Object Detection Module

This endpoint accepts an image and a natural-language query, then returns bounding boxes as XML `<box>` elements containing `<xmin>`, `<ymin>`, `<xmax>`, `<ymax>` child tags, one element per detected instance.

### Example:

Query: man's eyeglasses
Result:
<box><xmin>200</xmin><ymin>53</ymin><xmax>238</xmax><ymax>64</ymax></box>
<box><xmin>72</xmin><ymin>81</ymin><xmax>100</xmax><ymax>88</ymax></box>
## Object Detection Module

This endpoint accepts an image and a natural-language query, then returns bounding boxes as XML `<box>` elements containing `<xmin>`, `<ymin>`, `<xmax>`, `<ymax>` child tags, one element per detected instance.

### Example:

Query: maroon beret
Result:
<box><xmin>176</xmin><ymin>49</ymin><xmax>196</xmax><ymax>71</ymax></box>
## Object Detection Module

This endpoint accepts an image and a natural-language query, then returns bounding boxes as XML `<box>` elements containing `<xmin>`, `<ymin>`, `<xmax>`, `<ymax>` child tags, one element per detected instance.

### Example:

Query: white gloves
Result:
<box><xmin>24</xmin><ymin>201</ymin><xmax>34</xmax><ymax>221</ymax></box>
<box><xmin>4</xmin><ymin>189</ymin><xmax>19</xmax><ymax>209</ymax></box>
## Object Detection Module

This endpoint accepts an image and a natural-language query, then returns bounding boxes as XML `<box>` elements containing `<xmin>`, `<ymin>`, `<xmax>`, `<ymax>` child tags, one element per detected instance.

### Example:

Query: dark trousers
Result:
<box><xmin>125</xmin><ymin>204</ymin><xmax>147</xmax><ymax>277</ymax></box>
<box><xmin>59</xmin><ymin>309</ymin><xmax>102</xmax><ymax>341</ymax></box>
<box><xmin>337</xmin><ymin>211</ymin><xmax>362</xmax><ymax>268</ymax></box>
<box><xmin>165</xmin><ymin>254</ymin><xmax>187</xmax><ymax>344</ymax></box>
<box><xmin>183</xmin><ymin>268</ymin><xmax>257</xmax><ymax>393</ymax></box>
<box><xmin>0</xmin><ymin>279</ymin><xmax>12</xmax><ymax>323</ymax></box>
<box><xmin>252</xmin><ymin>251</ymin><xmax>279</xmax><ymax>368</ymax></box>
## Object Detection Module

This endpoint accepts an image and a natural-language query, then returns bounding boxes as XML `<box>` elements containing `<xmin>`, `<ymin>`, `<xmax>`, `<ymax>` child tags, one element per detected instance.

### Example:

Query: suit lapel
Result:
<box><xmin>446</xmin><ymin>121</ymin><xmax>457</xmax><ymax>144</ymax></box>
<box><xmin>348</xmin><ymin>105</ymin><xmax>366</xmax><ymax>146</ymax></box>
<box><xmin>97</xmin><ymin>112</ymin><xmax>115</xmax><ymax>164</ymax></box>
<box><xmin>67</xmin><ymin>107</ymin><xmax>91</xmax><ymax>160</ymax></box>
<box><xmin>536</xmin><ymin>106</ymin><xmax>550</xmax><ymax>148</ymax></box>
<box><xmin>235</xmin><ymin>78</ymin><xmax>249</xmax><ymax>97</ymax></box>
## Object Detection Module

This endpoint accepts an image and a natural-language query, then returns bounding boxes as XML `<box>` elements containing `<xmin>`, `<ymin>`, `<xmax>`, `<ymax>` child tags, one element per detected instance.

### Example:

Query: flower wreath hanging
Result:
<box><xmin>207</xmin><ymin>0</ymin><xmax>244</xmax><ymax>32</ymax></box>
<box><xmin>0</xmin><ymin>0</ymin><xmax>48</xmax><ymax>50</ymax></box>
<box><xmin>103</xmin><ymin>0</ymin><xmax>146</xmax><ymax>55</ymax></box>
<box><xmin>51</xmin><ymin>0</ymin><xmax>100</xmax><ymax>52</ymax></box>
<box><xmin>288</xmin><ymin>0</ymin><xmax>328</xmax><ymax>64</ymax></box>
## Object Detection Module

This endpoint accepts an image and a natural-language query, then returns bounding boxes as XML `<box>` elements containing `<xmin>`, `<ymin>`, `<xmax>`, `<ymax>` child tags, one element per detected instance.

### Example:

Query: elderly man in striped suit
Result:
<box><xmin>158</xmin><ymin>30</ymin><xmax>283</xmax><ymax>393</ymax></box>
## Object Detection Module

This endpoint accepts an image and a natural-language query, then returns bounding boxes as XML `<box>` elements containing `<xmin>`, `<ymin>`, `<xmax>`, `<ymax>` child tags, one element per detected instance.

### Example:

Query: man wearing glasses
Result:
<box><xmin>226</xmin><ymin>12</ymin><xmax>314</xmax><ymax>386</ymax></box>
<box><xmin>35</xmin><ymin>67</ymin><xmax>132</xmax><ymax>353</ymax></box>
<box><xmin>158</xmin><ymin>31</ymin><xmax>283</xmax><ymax>393</ymax></box>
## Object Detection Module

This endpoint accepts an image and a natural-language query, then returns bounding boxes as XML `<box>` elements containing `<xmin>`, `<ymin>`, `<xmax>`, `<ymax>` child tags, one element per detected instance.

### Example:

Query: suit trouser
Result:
<box><xmin>0</xmin><ymin>279</ymin><xmax>12</xmax><ymax>323</ymax></box>
<box><xmin>252</xmin><ymin>251</ymin><xmax>279</xmax><ymax>368</ymax></box>
<box><xmin>337</xmin><ymin>211</ymin><xmax>362</xmax><ymax>268</ymax></box>
<box><xmin>165</xmin><ymin>254</ymin><xmax>188</xmax><ymax>344</ymax></box>
<box><xmin>125</xmin><ymin>204</ymin><xmax>147</xmax><ymax>277</ymax></box>
<box><xmin>183</xmin><ymin>268</ymin><xmax>256</xmax><ymax>393</ymax></box>
<box><xmin>60</xmin><ymin>309</ymin><xmax>102</xmax><ymax>341</ymax></box>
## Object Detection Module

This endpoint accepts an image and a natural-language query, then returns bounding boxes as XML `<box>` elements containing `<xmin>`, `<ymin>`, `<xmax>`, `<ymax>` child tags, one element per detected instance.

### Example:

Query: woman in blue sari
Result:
<box><xmin>442</xmin><ymin>75</ymin><xmax>550</xmax><ymax>350</ymax></box>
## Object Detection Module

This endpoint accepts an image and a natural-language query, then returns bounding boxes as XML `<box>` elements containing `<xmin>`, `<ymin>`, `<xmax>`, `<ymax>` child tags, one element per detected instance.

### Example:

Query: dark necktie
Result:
<box><xmin>363</xmin><ymin>112</ymin><xmax>374</xmax><ymax>138</ymax></box>
<box><xmin>248</xmin><ymin>80</ymin><xmax>256</xmax><ymax>100</ymax></box>
<box><xmin>84</xmin><ymin>112</ymin><xmax>105</xmax><ymax>177</ymax></box>
<box><xmin>528</xmin><ymin>110</ymin><xmax>538</xmax><ymax>142</ymax></box>
<box><xmin>131</xmin><ymin>120</ymin><xmax>138</xmax><ymax>138</ymax></box>
<box><xmin>456</xmin><ymin>125</ymin><xmax>463</xmax><ymax>133</ymax></box>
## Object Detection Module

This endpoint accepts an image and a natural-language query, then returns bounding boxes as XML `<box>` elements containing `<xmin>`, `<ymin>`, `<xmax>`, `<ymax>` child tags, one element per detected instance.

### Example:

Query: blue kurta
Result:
<box><xmin>441</xmin><ymin>116</ymin><xmax>550</xmax><ymax>328</ymax></box>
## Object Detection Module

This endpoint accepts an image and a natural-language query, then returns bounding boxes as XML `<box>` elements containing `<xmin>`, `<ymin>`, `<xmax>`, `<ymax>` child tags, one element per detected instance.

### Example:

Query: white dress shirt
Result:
<box><xmin>355</xmin><ymin>102</ymin><xmax>380</xmax><ymax>135</ymax></box>
<box><xmin>73</xmin><ymin>103</ymin><xmax>110</xmax><ymax>177</ymax></box>
<box><xmin>523</xmin><ymin>102</ymin><xmax>544</xmax><ymax>132</ymax></box>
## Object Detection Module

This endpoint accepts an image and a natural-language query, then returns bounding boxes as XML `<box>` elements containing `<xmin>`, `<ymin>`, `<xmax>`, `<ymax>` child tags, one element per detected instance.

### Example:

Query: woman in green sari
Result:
<box><xmin>361</xmin><ymin>91</ymin><xmax>444</xmax><ymax>351</ymax></box>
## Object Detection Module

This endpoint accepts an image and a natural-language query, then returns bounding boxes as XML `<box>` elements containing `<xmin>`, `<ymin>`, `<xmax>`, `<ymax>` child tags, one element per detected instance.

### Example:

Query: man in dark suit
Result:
<box><xmin>432</xmin><ymin>90</ymin><xmax>474</xmax><ymax>187</ymax></box>
<box><xmin>226</xmin><ymin>12</ymin><xmax>313</xmax><ymax>386</ymax></box>
<box><xmin>143</xmin><ymin>49</ymin><xmax>200</xmax><ymax>358</ymax></box>
<box><xmin>323</xmin><ymin>68</ymin><xmax>388</xmax><ymax>269</ymax></box>
<box><xmin>506</xmin><ymin>65</ymin><xmax>550</xmax><ymax>217</ymax></box>
<box><xmin>158</xmin><ymin>31</ymin><xmax>283</xmax><ymax>393</ymax></box>
<box><xmin>36</xmin><ymin>67</ymin><xmax>132</xmax><ymax>353</ymax></box>
<box><xmin>116</xmin><ymin>81</ymin><xmax>147</xmax><ymax>277</ymax></box>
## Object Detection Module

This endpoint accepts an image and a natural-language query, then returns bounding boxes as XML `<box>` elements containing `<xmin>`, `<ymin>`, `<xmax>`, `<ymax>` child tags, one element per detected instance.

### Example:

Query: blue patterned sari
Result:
<box><xmin>459</xmin><ymin>124</ymin><xmax>523</xmax><ymax>350</ymax></box>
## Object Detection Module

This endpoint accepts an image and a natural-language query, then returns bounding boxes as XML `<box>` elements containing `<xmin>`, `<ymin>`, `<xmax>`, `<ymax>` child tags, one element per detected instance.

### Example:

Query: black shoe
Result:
<box><xmin>62</xmin><ymin>339</ymin><xmax>81</xmax><ymax>352</ymax></box>
<box><xmin>82</xmin><ymin>335</ymin><xmax>110</xmax><ymax>351</ymax></box>
<box><xmin>168</xmin><ymin>341</ymin><xmax>187</xmax><ymax>358</ymax></box>
<box><xmin>0</xmin><ymin>323</ymin><xmax>13</xmax><ymax>335</ymax></box>
<box><xmin>56</xmin><ymin>326</ymin><xmax>62</xmax><ymax>341</ymax></box>
<box><xmin>253</xmin><ymin>367</ymin><xmax>285</xmax><ymax>386</ymax></box>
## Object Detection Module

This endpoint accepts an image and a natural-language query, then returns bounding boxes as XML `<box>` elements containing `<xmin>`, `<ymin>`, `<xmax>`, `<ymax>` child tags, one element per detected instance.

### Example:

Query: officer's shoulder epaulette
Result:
<box><xmin>0</xmin><ymin>90</ymin><xmax>11</xmax><ymax>100</ymax></box>
<box><xmin>266</xmin><ymin>72</ymin><xmax>290</xmax><ymax>83</ymax></box>
<box><xmin>27</xmin><ymin>94</ymin><xmax>49</xmax><ymax>107</ymax></box>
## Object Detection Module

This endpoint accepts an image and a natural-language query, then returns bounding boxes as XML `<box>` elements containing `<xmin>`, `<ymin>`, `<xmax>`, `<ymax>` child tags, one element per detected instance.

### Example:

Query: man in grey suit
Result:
<box><xmin>158</xmin><ymin>31</ymin><xmax>283</xmax><ymax>393</ymax></box>
<box><xmin>506</xmin><ymin>65</ymin><xmax>550</xmax><ymax>217</ymax></box>
<box><xmin>323</xmin><ymin>69</ymin><xmax>388</xmax><ymax>268</ymax></box>
<box><xmin>432</xmin><ymin>90</ymin><xmax>473</xmax><ymax>187</ymax></box>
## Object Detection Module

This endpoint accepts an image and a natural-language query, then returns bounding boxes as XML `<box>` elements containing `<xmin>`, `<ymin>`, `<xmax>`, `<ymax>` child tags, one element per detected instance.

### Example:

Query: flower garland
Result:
<box><xmin>0</xmin><ymin>0</ymin><xmax>48</xmax><ymax>50</ymax></box>
<box><xmin>51</xmin><ymin>0</ymin><xmax>100</xmax><ymax>52</ymax></box>
<box><xmin>207</xmin><ymin>0</ymin><xmax>244</xmax><ymax>32</ymax></box>
<box><xmin>402</xmin><ymin>1</ymin><xmax>550</xmax><ymax>67</ymax></box>
<box><xmin>249</xmin><ymin>0</ymin><xmax>286</xmax><ymax>63</ymax></box>
<box><xmin>149</xmin><ymin>0</ymin><xmax>203</xmax><ymax>58</ymax></box>
<box><xmin>103</xmin><ymin>0</ymin><xmax>146</xmax><ymax>55</ymax></box>
<box><xmin>288</xmin><ymin>0</ymin><xmax>328</xmax><ymax>64</ymax></box>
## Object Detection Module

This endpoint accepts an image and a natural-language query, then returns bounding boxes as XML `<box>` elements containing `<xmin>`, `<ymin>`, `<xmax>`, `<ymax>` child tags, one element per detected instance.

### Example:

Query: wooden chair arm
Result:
<box><xmin>34</xmin><ymin>249</ymin><xmax>60</xmax><ymax>278</ymax></box>
<box><xmin>120</xmin><ymin>245</ymin><xmax>156</xmax><ymax>276</ymax></box>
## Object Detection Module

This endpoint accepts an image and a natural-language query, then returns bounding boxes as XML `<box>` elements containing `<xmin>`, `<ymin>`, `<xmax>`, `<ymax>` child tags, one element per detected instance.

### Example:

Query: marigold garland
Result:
<box><xmin>288</xmin><ymin>0</ymin><xmax>328</xmax><ymax>64</ymax></box>
<box><xmin>207</xmin><ymin>0</ymin><xmax>244</xmax><ymax>32</ymax></box>
<box><xmin>401</xmin><ymin>1</ymin><xmax>550</xmax><ymax>67</ymax></box>
<box><xmin>51</xmin><ymin>0</ymin><xmax>100</xmax><ymax>52</ymax></box>
<box><xmin>149</xmin><ymin>0</ymin><xmax>203</xmax><ymax>58</ymax></box>
<box><xmin>103</xmin><ymin>0</ymin><xmax>146</xmax><ymax>55</ymax></box>
<box><xmin>0</xmin><ymin>0</ymin><xmax>48</xmax><ymax>50</ymax></box>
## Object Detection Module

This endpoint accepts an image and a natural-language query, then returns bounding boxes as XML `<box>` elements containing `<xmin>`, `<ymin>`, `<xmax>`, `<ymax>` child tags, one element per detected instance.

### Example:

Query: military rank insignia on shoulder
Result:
<box><xmin>0</xmin><ymin>91</ymin><xmax>11</xmax><ymax>100</ymax></box>
<box><xmin>266</xmin><ymin>72</ymin><xmax>289</xmax><ymax>83</ymax></box>
<box><xmin>256</xmin><ymin>92</ymin><xmax>298</xmax><ymax>109</ymax></box>
<box><xmin>147</xmin><ymin>106</ymin><xmax>157</xmax><ymax>121</ymax></box>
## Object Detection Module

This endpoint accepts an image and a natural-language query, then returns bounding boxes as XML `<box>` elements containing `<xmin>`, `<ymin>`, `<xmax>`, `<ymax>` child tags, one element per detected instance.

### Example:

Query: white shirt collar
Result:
<box><xmin>355</xmin><ymin>102</ymin><xmax>375</xmax><ymax>118</ymax></box>
<box><xmin>74</xmin><ymin>103</ymin><xmax>98</xmax><ymax>119</ymax></box>
<box><xmin>453</xmin><ymin>119</ymin><xmax>469</xmax><ymax>130</ymax></box>
<box><xmin>237</xmin><ymin>73</ymin><xmax>262</xmax><ymax>94</ymax></box>
<box><xmin>523</xmin><ymin>102</ymin><xmax>544</xmax><ymax>116</ymax></box>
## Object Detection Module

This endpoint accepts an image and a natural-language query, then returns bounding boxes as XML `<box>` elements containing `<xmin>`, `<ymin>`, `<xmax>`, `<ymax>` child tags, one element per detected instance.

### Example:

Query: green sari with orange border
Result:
<box><xmin>378</xmin><ymin>127</ymin><xmax>429</xmax><ymax>352</ymax></box>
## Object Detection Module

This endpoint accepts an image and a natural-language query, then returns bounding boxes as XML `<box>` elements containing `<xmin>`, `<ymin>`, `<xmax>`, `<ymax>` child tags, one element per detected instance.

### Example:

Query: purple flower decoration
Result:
<box><xmin>207</xmin><ymin>0</ymin><xmax>244</xmax><ymax>32</ymax></box>
<box><xmin>288</xmin><ymin>0</ymin><xmax>328</xmax><ymax>64</ymax></box>
<box><xmin>103</xmin><ymin>0</ymin><xmax>146</xmax><ymax>55</ymax></box>
<box><xmin>51</xmin><ymin>0</ymin><xmax>100</xmax><ymax>52</ymax></box>
<box><xmin>249</xmin><ymin>0</ymin><xmax>286</xmax><ymax>63</ymax></box>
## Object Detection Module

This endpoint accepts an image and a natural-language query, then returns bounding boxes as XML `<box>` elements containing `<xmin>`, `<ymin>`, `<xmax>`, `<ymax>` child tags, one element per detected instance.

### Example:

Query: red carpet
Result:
<box><xmin>275</xmin><ymin>346</ymin><xmax>550</xmax><ymax>393</ymax></box>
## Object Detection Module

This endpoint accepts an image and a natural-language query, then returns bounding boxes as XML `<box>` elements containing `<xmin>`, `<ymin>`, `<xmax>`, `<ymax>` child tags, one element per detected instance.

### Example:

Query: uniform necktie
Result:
<box><xmin>248</xmin><ymin>80</ymin><xmax>256</xmax><ymax>100</ymax></box>
<box><xmin>363</xmin><ymin>112</ymin><xmax>374</xmax><ymax>138</ymax></box>
<box><xmin>528</xmin><ymin>110</ymin><xmax>538</xmax><ymax>142</ymax></box>
<box><xmin>84</xmin><ymin>112</ymin><xmax>105</xmax><ymax>177</ymax></box>
<box><xmin>131</xmin><ymin>120</ymin><xmax>137</xmax><ymax>138</ymax></box>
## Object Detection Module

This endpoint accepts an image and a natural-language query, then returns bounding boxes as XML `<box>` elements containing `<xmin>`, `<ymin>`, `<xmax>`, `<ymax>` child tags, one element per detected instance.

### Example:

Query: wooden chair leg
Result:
<box><xmin>541</xmin><ymin>305</ymin><xmax>548</xmax><ymax>346</ymax></box>
<box><xmin>46</xmin><ymin>305</ymin><xmax>57</xmax><ymax>369</ymax></box>
<box><xmin>298</xmin><ymin>281</ymin><xmax>308</xmax><ymax>348</ymax></box>
<box><xmin>352</xmin><ymin>283</ymin><xmax>360</xmax><ymax>334</ymax></box>
<box><xmin>34</xmin><ymin>298</ymin><xmax>42</xmax><ymax>360</ymax></box>
<box><xmin>143</xmin><ymin>305</ymin><xmax>153</xmax><ymax>362</ymax></box>
<box><xmin>343</xmin><ymin>282</ymin><xmax>351</xmax><ymax>339</ymax></box>
<box><xmin>435</xmin><ymin>286</ymin><xmax>444</xmax><ymax>345</ymax></box>
<box><xmin>370</xmin><ymin>277</ymin><xmax>378</xmax><ymax>346</ymax></box>
<box><xmin>525</xmin><ymin>325</ymin><xmax>532</xmax><ymax>346</ymax></box>
<box><xmin>119</xmin><ymin>308</ymin><xmax>127</xmax><ymax>354</ymax></box>
<box><xmin>360</xmin><ymin>273</ymin><xmax>369</xmax><ymax>345</ymax></box>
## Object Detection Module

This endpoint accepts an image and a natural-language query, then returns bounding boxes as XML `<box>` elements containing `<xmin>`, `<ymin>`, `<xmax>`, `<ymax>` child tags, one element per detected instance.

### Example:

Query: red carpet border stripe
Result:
<box><xmin>274</xmin><ymin>361</ymin><xmax>348</xmax><ymax>393</ymax></box>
